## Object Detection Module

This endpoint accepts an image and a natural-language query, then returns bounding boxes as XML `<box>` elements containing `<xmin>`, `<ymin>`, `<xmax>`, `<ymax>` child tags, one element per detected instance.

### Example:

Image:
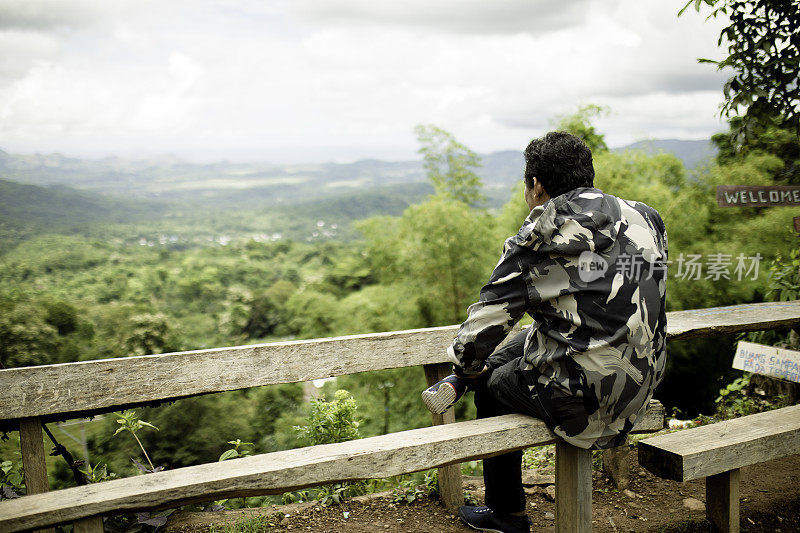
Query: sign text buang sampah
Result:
<box><xmin>717</xmin><ymin>185</ymin><xmax>800</xmax><ymax>207</ymax></box>
<box><xmin>733</xmin><ymin>341</ymin><xmax>800</xmax><ymax>383</ymax></box>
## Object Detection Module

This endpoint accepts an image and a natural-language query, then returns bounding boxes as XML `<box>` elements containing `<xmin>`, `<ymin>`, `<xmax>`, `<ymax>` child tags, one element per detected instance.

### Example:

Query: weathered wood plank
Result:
<box><xmin>0</xmin><ymin>325</ymin><xmax>460</xmax><ymax>422</ymax></box>
<box><xmin>4</xmin><ymin>297</ymin><xmax>783</xmax><ymax>423</ymax></box>
<box><xmin>423</xmin><ymin>363</ymin><xmax>463</xmax><ymax>511</ymax></box>
<box><xmin>18</xmin><ymin>418</ymin><xmax>55</xmax><ymax>533</ymax></box>
<box><xmin>638</xmin><ymin>404</ymin><xmax>800</xmax><ymax>481</ymax></box>
<box><xmin>0</xmin><ymin>401</ymin><xmax>663</xmax><ymax>531</ymax></box>
<box><xmin>666</xmin><ymin>300</ymin><xmax>800</xmax><ymax>341</ymax></box>
<box><xmin>706</xmin><ymin>469</ymin><xmax>740</xmax><ymax>533</ymax></box>
<box><xmin>555</xmin><ymin>441</ymin><xmax>592</xmax><ymax>533</ymax></box>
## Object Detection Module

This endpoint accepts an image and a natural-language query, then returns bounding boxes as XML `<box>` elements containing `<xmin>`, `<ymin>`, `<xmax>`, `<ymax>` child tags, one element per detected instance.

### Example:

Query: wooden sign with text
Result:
<box><xmin>717</xmin><ymin>185</ymin><xmax>800</xmax><ymax>207</ymax></box>
<box><xmin>733</xmin><ymin>341</ymin><xmax>800</xmax><ymax>383</ymax></box>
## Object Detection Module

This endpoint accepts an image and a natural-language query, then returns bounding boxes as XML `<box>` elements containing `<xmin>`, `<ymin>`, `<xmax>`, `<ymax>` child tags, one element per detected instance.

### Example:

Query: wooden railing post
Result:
<box><xmin>19</xmin><ymin>417</ymin><xmax>56</xmax><ymax>533</ymax></box>
<box><xmin>73</xmin><ymin>516</ymin><xmax>105</xmax><ymax>533</ymax></box>
<box><xmin>555</xmin><ymin>440</ymin><xmax>592</xmax><ymax>533</ymax></box>
<box><xmin>19</xmin><ymin>417</ymin><xmax>105</xmax><ymax>533</ymax></box>
<box><xmin>423</xmin><ymin>362</ymin><xmax>463</xmax><ymax>511</ymax></box>
<box><xmin>707</xmin><ymin>469</ymin><xmax>740</xmax><ymax>533</ymax></box>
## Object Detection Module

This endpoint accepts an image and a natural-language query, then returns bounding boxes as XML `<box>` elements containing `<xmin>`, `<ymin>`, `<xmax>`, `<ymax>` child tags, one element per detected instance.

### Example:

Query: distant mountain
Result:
<box><xmin>0</xmin><ymin>138</ymin><xmax>719</xmax><ymax>252</ymax></box>
<box><xmin>615</xmin><ymin>139</ymin><xmax>717</xmax><ymax>169</ymax></box>
<box><xmin>0</xmin><ymin>139</ymin><xmax>715</xmax><ymax>210</ymax></box>
<box><xmin>0</xmin><ymin>178</ymin><xmax>167</xmax><ymax>232</ymax></box>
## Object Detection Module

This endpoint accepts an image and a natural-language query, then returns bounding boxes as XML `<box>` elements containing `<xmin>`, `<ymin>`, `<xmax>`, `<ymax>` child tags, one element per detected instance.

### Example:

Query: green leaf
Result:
<box><xmin>219</xmin><ymin>449</ymin><xmax>239</xmax><ymax>461</ymax></box>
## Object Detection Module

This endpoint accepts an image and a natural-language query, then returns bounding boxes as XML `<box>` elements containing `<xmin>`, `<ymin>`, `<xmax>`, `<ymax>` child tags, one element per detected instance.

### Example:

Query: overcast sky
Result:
<box><xmin>0</xmin><ymin>0</ymin><xmax>730</xmax><ymax>163</ymax></box>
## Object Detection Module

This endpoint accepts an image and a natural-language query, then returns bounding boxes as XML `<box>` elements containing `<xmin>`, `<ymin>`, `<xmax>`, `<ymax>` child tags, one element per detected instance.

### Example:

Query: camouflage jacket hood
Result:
<box><xmin>515</xmin><ymin>187</ymin><xmax>620</xmax><ymax>256</ymax></box>
<box><xmin>449</xmin><ymin>186</ymin><xmax>668</xmax><ymax>449</ymax></box>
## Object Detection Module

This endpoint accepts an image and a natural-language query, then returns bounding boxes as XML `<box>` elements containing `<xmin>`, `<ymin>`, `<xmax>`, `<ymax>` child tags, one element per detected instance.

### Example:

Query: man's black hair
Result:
<box><xmin>523</xmin><ymin>131</ymin><xmax>594</xmax><ymax>198</ymax></box>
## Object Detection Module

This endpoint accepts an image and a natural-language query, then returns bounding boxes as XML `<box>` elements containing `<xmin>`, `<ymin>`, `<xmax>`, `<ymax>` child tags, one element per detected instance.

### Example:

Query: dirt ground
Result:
<box><xmin>162</xmin><ymin>449</ymin><xmax>800</xmax><ymax>532</ymax></box>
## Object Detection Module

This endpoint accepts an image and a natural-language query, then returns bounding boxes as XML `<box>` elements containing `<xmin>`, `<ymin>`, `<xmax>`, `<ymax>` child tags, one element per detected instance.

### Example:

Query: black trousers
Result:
<box><xmin>472</xmin><ymin>329</ymin><xmax>551</xmax><ymax>515</ymax></box>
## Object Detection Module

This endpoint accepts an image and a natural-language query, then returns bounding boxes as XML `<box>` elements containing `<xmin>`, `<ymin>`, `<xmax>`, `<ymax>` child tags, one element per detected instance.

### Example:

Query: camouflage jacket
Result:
<box><xmin>448</xmin><ymin>187</ymin><xmax>668</xmax><ymax>449</ymax></box>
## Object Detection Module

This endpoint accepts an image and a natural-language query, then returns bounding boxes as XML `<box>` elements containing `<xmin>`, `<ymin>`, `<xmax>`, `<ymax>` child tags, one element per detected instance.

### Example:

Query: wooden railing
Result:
<box><xmin>1</xmin><ymin>300</ymin><xmax>800</xmax><ymax>532</ymax></box>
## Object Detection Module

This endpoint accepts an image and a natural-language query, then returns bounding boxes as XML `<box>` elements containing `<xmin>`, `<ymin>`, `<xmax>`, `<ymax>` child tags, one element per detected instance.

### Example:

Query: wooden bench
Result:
<box><xmin>2</xmin><ymin>300</ymin><xmax>800</xmax><ymax>532</ymax></box>
<box><xmin>0</xmin><ymin>405</ymin><xmax>664</xmax><ymax>531</ymax></box>
<box><xmin>638</xmin><ymin>403</ymin><xmax>800</xmax><ymax>533</ymax></box>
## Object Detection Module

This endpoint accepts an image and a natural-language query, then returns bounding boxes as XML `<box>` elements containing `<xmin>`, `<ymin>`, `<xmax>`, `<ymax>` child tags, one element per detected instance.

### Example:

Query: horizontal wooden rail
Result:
<box><xmin>666</xmin><ymin>300</ymin><xmax>800</xmax><ymax>341</ymax></box>
<box><xmin>2</xmin><ymin>300</ymin><xmax>799</xmax><ymax>424</ymax></box>
<box><xmin>0</xmin><ymin>401</ymin><xmax>664</xmax><ymax>531</ymax></box>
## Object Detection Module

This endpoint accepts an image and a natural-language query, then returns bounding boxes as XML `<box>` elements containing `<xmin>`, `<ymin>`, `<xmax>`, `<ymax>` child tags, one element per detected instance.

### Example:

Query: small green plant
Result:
<box><xmin>209</xmin><ymin>513</ymin><xmax>279</xmax><ymax>533</ymax></box>
<box><xmin>217</xmin><ymin>438</ymin><xmax>256</xmax><ymax>509</ymax></box>
<box><xmin>391</xmin><ymin>470</ymin><xmax>439</xmax><ymax>504</ymax></box>
<box><xmin>591</xmin><ymin>450</ymin><xmax>604</xmax><ymax>471</ymax></box>
<box><xmin>423</xmin><ymin>469</ymin><xmax>439</xmax><ymax>499</ymax></box>
<box><xmin>714</xmin><ymin>373</ymin><xmax>788</xmax><ymax>421</ymax></box>
<box><xmin>392</xmin><ymin>476</ymin><xmax>426</xmax><ymax>504</ymax></box>
<box><xmin>463</xmin><ymin>490</ymin><xmax>479</xmax><ymax>506</ymax></box>
<box><xmin>281</xmin><ymin>489</ymin><xmax>310</xmax><ymax>504</ymax></box>
<box><xmin>293</xmin><ymin>389</ymin><xmax>361</xmax><ymax>445</ymax></box>
<box><xmin>764</xmin><ymin>249</ymin><xmax>800</xmax><ymax>302</ymax></box>
<box><xmin>522</xmin><ymin>444</ymin><xmax>555</xmax><ymax>470</ymax></box>
<box><xmin>317</xmin><ymin>482</ymin><xmax>349</xmax><ymax>506</ymax></box>
<box><xmin>715</xmin><ymin>375</ymin><xmax>755</xmax><ymax>419</ymax></box>
<box><xmin>80</xmin><ymin>462</ymin><xmax>117</xmax><ymax>484</ymax></box>
<box><xmin>114</xmin><ymin>409</ymin><xmax>160</xmax><ymax>473</ymax></box>
<box><xmin>1</xmin><ymin>458</ymin><xmax>24</xmax><ymax>499</ymax></box>
<box><xmin>292</xmin><ymin>390</ymin><xmax>362</xmax><ymax>505</ymax></box>
<box><xmin>219</xmin><ymin>439</ymin><xmax>255</xmax><ymax>462</ymax></box>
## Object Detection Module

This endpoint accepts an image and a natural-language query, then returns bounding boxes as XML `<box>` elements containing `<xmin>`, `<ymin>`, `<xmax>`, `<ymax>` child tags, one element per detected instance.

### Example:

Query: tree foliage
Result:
<box><xmin>712</xmin><ymin>115</ymin><xmax>800</xmax><ymax>183</ymax></box>
<box><xmin>294</xmin><ymin>390</ymin><xmax>361</xmax><ymax>446</ymax></box>
<box><xmin>680</xmin><ymin>0</ymin><xmax>800</xmax><ymax>140</ymax></box>
<box><xmin>359</xmin><ymin>195</ymin><xmax>496</xmax><ymax>325</ymax></box>
<box><xmin>553</xmin><ymin>104</ymin><xmax>609</xmax><ymax>153</ymax></box>
<box><xmin>414</xmin><ymin>124</ymin><xmax>486</xmax><ymax>207</ymax></box>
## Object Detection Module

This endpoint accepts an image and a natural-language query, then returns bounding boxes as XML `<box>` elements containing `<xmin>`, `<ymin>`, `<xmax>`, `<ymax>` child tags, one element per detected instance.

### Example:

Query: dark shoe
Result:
<box><xmin>421</xmin><ymin>374</ymin><xmax>467</xmax><ymax>414</ymax></box>
<box><xmin>458</xmin><ymin>506</ymin><xmax>531</xmax><ymax>533</ymax></box>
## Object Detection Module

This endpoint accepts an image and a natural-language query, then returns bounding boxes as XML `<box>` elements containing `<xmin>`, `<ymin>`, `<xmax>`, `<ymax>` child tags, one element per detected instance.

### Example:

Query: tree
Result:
<box><xmin>680</xmin><ymin>0</ymin><xmax>800</xmax><ymax>140</ymax></box>
<box><xmin>359</xmin><ymin>196</ymin><xmax>497</xmax><ymax>326</ymax></box>
<box><xmin>121</xmin><ymin>313</ymin><xmax>175</xmax><ymax>356</ymax></box>
<box><xmin>712</xmin><ymin>116</ymin><xmax>800</xmax><ymax>184</ymax></box>
<box><xmin>241</xmin><ymin>280</ymin><xmax>296</xmax><ymax>339</ymax></box>
<box><xmin>285</xmin><ymin>289</ymin><xmax>339</xmax><ymax>339</ymax></box>
<box><xmin>553</xmin><ymin>104</ymin><xmax>609</xmax><ymax>153</ymax></box>
<box><xmin>414</xmin><ymin>125</ymin><xmax>486</xmax><ymax>207</ymax></box>
<box><xmin>0</xmin><ymin>299</ymin><xmax>60</xmax><ymax>368</ymax></box>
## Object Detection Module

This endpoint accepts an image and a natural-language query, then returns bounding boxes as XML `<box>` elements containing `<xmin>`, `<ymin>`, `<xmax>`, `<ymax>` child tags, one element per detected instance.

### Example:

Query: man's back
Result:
<box><xmin>511</xmin><ymin>186</ymin><xmax>668</xmax><ymax>448</ymax></box>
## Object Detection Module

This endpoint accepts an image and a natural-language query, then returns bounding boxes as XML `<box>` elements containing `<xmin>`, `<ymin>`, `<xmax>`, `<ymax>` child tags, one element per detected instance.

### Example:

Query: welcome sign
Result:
<box><xmin>717</xmin><ymin>185</ymin><xmax>800</xmax><ymax>207</ymax></box>
<box><xmin>732</xmin><ymin>340</ymin><xmax>800</xmax><ymax>383</ymax></box>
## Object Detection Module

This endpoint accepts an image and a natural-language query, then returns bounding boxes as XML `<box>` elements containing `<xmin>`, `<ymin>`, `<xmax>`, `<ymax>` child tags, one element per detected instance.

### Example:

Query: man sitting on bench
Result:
<box><xmin>422</xmin><ymin>131</ymin><xmax>668</xmax><ymax>533</ymax></box>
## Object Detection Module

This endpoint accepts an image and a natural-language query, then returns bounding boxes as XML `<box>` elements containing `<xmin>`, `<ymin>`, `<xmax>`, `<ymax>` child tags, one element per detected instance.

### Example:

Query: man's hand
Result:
<box><xmin>454</xmin><ymin>364</ymin><xmax>490</xmax><ymax>381</ymax></box>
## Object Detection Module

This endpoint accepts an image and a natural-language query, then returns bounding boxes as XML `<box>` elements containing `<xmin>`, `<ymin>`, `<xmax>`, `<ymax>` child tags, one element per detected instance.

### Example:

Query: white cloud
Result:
<box><xmin>0</xmin><ymin>29</ymin><xmax>59</xmax><ymax>82</ymax></box>
<box><xmin>0</xmin><ymin>0</ymin><xmax>107</xmax><ymax>30</ymax></box>
<box><xmin>0</xmin><ymin>0</ymin><xmax>732</xmax><ymax>163</ymax></box>
<box><xmin>290</xmin><ymin>0</ymin><xmax>592</xmax><ymax>35</ymax></box>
